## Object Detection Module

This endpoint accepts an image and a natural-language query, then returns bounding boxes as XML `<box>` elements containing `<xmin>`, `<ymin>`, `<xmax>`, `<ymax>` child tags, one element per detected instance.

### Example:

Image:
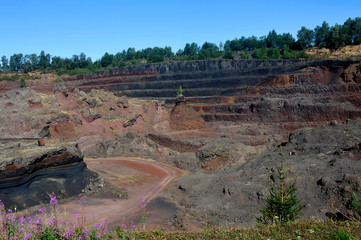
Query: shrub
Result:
<box><xmin>177</xmin><ymin>85</ymin><xmax>183</xmax><ymax>95</ymax></box>
<box><xmin>327</xmin><ymin>229</ymin><xmax>355</xmax><ymax>240</ymax></box>
<box><xmin>20</xmin><ymin>77</ymin><xmax>26</xmax><ymax>88</ymax></box>
<box><xmin>257</xmin><ymin>146</ymin><xmax>304</xmax><ymax>224</ymax></box>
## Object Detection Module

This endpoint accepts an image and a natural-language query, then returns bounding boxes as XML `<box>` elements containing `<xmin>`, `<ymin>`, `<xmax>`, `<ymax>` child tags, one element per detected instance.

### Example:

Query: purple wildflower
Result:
<box><xmin>19</xmin><ymin>216</ymin><xmax>26</xmax><ymax>224</ymax></box>
<box><xmin>48</xmin><ymin>219</ymin><xmax>55</xmax><ymax>226</ymax></box>
<box><xmin>141</xmin><ymin>199</ymin><xmax>146</xmax><ymax>204</ymax></box>
<box><xmin>38</xmin><ymin>206</ymin><xmax>46</xmax><ymax>214</ymax></box>
<box><xmin>49</xmin><ymin>192</ymin><xmax>58</xmax><ymax>205</ymax></box>
<box><xmin>24</xmin><ymin>233</ymin><xmax>31</xmax><ymax>239</ymax></box>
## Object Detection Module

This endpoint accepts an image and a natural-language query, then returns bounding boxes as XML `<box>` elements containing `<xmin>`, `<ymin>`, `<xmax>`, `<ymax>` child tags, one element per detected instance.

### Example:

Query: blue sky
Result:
<box><xmin>1</xmin><ymin>0</ymin><xmax>360</xmax><ymax>61</ymax></box>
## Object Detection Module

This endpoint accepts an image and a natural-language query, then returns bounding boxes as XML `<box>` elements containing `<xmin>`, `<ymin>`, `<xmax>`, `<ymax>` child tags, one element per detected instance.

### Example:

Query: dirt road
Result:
<box><xmin>59</xmin><ymin>156</ymin><xmax>182</xmax><ymax>229</ymax></box>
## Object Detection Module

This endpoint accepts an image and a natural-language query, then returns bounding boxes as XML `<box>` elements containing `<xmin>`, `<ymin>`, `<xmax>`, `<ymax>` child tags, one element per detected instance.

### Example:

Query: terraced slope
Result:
<box><xmin>64</xmin><ymin>59</ymin><xmax>361</xmax><ymax>130</ymax></box>
<box><xmin>63</xmin><ymin>59</ymin><xmax>359</xmax><ymax>98</ymax></box>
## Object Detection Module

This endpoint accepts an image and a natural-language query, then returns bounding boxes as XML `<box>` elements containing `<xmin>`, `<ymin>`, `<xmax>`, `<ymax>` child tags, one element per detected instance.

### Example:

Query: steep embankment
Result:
<box><xmin>0</xmin><ymin>142</ymin><xmax>97</xmax><ymax>209</ymax></box>
<box><xmin>63</xmin><ymin>59</ymin><xmax>360</xmax><ymax>98</ymax></box>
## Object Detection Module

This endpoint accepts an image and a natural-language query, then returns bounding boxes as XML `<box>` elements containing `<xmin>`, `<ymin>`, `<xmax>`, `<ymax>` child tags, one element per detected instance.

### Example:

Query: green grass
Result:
<box><xmin>109</xmin><ymin>221</ymin><xmax>361</xmax><ymax>240</ymax></box>
<box><xmin>0</xmin><ymin>73</ymin><xmax>41</xmax><ymax>81</ymax></box>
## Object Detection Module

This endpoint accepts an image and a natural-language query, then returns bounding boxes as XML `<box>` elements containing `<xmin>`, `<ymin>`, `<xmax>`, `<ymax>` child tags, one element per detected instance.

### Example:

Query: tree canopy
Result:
<box><xmin>1</xmin><ymin>17</ymin><xmax>360</xmax><ymax>74</ymax></box>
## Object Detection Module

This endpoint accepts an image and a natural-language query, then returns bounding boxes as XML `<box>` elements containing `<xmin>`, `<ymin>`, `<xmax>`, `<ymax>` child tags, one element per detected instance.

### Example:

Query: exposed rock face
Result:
<box><xmin>0</xmin><ymin>142</ymin><xmax>97</xmax><ymax>209</ymax></box>
<box><xmin>170</xmin><ymin>100</ymin><xmax>211</xmax><ymax>131</ymax></box>
<box><xmin>196</xmin><ymin>138</ymin><xmax>261</xmax><ymax>172</ymax></box>
<box><xmin>83</xmin><ymin>133</ymin><xmax>174</xmax><ymax>160</ymax></box>
<box><xmin>60</xmin><ymin>59</ymin><xmax>361</xmax><ymax>139</ymax></box>
<box><xmin>168</xmin><ymin>119</ymin><xmax>361</xmax><ymax>229</ymax></box>
<box><xmin>62</xmin><ymin>59</ymin><xmax>360</xmax><ymax>97</ymax></box>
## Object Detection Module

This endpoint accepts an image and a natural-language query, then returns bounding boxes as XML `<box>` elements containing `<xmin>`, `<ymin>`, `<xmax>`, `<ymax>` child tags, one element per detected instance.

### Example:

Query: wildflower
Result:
<box><xmin>19</xmin><ymin>216</ymin><xmax>26</xmax><ymax>224</ymax></box>
<box><xmin>121</xmin><ymin>223</ymin><xmax>127</xmax><ymax>229</ymax></box>
<box><xmin>28</xmin><ymin>217</ymin><xmax>33</xmax><ymax>223</ymax></box>
<box><xmin>19</xmin><ymin>227</ymin><xmax>25</xmax><ymax>232</ymax></box>
<box><xmin>74</xmin><ymin>211</ymin><xmax>79</xmax><ymax>217</ymax></box>
<box><xmin>38</xmin><ymin>206</ymin><xmax>46</xmax><ymax>214</ymax></box>
<box><xmin>6</xmin><ymin>209</ymin><xmax>13</xmax><ymax>214</ymax></box>
<box><xmin>141</xmin><ymin>199</ymin><xmax>146</xmax><ymax>204</ymax></box>
<box><xmin>24</xmin><ymin>233</ymin><xmax>31</xmax><ymax>239</ymax></box>
<box><xmin>48</xmin><ymin>219</ymin><xmax>56</xmax><ymax>226</ymax></box>
<box><xmin>50</xmin><ymin>192</ymin><xmax>58</xmax><ymax>205</ymax></box>
<box><xmin>7</xmin><ymin>214</ymin><xmax>14</xmax><ymax>222</ymax></box>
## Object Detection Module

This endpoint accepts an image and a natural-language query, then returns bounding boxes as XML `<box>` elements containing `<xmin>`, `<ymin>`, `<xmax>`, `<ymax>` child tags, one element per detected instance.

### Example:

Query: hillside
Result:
<box><xmin>0</xmin><ymin>57</ymin><xmax>360</xmax><ymax>232</ymax></box>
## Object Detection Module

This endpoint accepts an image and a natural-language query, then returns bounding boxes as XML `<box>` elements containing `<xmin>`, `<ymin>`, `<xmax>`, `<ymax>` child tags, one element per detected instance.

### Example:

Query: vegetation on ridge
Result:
<box><xmin>0</xmin><ymin>17</ymin><xmax>360</xmax><ymax>77</ymax></box>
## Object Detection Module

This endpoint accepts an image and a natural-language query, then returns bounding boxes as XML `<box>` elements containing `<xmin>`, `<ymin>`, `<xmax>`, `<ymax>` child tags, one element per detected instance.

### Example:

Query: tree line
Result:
<box><xmin>1</xmin><ymin>17</ymin><xmax>360</xmax><ymax>75</ymax></box>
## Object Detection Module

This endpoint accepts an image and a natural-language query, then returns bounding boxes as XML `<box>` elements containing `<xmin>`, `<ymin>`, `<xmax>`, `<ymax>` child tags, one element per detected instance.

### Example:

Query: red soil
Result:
<box><xmin>58</xmin><ymin>157</ymin><xmax>182</xmax><ymax>230</ymax></box>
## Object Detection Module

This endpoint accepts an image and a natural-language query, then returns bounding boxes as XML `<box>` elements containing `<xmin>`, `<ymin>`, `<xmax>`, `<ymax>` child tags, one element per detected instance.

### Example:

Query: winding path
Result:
<box><xmin>59</xmin><ymin>155</ymin><xmax>182</xmax><ymax>228</ymax></box>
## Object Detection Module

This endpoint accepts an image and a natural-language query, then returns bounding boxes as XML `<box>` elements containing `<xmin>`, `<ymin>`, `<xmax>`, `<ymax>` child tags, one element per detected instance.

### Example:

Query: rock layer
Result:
<box><xmin>0</xmin><ymin>142</ymin><xmax>97</xmax><ymax>209</ymax></box>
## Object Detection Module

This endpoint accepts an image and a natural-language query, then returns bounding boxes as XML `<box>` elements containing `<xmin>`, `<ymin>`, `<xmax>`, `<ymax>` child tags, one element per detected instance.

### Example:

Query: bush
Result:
<box><xmin>257</xmin><ymin>146</ymin><xmax>303</xmax><ymax>224</ymax></box>
<box><xmin>19</xmin><ymin>77</ymin><xmax>26</xmax><ymax>88</ymax></box>
<box><xmin>327</xmin><ymin>229</ymin><xmax>355</xmax><ymax>240</ymax></box>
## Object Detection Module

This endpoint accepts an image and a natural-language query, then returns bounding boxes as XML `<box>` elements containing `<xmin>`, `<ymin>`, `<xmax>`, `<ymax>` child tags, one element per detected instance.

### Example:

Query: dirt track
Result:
<box><xmin>59</xmin><ymin>156</ymin><xmax>182</xmax><ymax>229</ymax></box>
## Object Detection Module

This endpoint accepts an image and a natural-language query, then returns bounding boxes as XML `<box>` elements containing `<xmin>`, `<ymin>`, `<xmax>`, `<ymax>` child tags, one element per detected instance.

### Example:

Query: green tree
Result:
<box><xmin>38</xmin><ymin>50</ymin><xmax>50</xmax><ymax>69</ymax></box>
<box><xmin>223</xmin><ymin>49</ymin><xmax>234</xmax><ymax>59</ymax></box>
<box><xmin>267</xmin><ymin>48</ymin><xmax>280</xmax><ymax>59</ymax></box>
<box><xmin>326</xmin><ymin>24</ymin><xmax>344</xmax><ymax>50</ymax></box>
<box><xmin>297</xmin><ymin>26</ymin><xmax>314</xmax><ymax>49</ymax></box>
<box><xmin>350</xmin><ymin>17</ymin><xmax>361</xmax><ymax>45</ymax></box>
<box><xmin>199</xmin><ymin>42</ymin><xmax>220</xmax><ymax>59</ymax></box>
<box><xmin>9</xmin><ymin>53</ymin><xmax>23</xmax><ymax>71</ymax></box>
<box><xmin>183</xmin><ymin>42</ymin><xmax>200</xmax><ymax>56</ymax></box>
<box><xmin>314</xmin><ymin>21</ymin><xmax>330</xmax><ymax>48</ymax></box>
<box><xmin>177</xmin><ymin>85</ymin><xmax>183</xmax><ymax>95</ymax></box>
<box><xmin>257</xmin><ymin>146</ymin><xmax>303</xmax><ymax>224</ymax></box>
<box><xmin>253</xmin><ymin>48</ymin><xmax>268</xmax><ymax>59</ymax></box>
<box><xmin>229</xmin><ymin>39</ymin><xmax>243</xmax><ymax>51</ymax></box>
<box><xmin>245</xmin><ymin>36</ymin><xmax>260</xmax><ymax>50</ymax></box>
<box><xmin>266</xmin><ymin>30</ymin><xmax>279</xmax><ymax>48</ymax></box>
<box><xmin>1</xmin><ymin>56</ymin><xmax>9</xmax><ymax>71</ymax></box>
<box><xmin>240</xmin><ymin>50</ymin><xmax>250</xmax><ymax>59</ymax></box>
<box><xmin>20</xmin><ymin>77</ymin><xmax>26</xmax><ymax>88</ymax></box>
<box><xmin>100</xmin><ymin>52</ymin><xmax>113</xmax><ymax>67</ymax></box>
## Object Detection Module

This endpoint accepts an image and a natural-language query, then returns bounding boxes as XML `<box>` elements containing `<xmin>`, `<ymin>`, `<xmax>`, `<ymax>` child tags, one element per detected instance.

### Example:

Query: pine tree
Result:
<box><xmin>20</xmin><ymin>77</ymin><xmax>26</xmax><ymax>88</ymax></box>
<box><xmin>257</xmin><ymin>146</ymin><xmax>304</xmax><ymax>224</ymax></box>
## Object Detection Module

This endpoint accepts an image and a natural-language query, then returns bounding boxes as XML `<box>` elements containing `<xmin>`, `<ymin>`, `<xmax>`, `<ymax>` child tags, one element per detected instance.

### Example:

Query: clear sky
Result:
<box><xmin>1</xmin><ymin>0</ymin><xmax>360</xmax><ymax>61</ymax></box>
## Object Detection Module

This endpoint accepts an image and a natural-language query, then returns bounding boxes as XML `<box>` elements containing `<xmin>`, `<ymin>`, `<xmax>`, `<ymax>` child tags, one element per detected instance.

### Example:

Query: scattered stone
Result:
<box><xmin>123</xmin><ymin>114</ymin><xmax>142</xmax><ymax>128</ymax></box>
<box><xmin>86</xmin><ymin>98</ymin><xmax>97</xmax><ymax>108</ymax></box>
<box><xmin>117</xmin><ymin>96</ymin><xmax>128</xmax><ymax>108</ymax></box>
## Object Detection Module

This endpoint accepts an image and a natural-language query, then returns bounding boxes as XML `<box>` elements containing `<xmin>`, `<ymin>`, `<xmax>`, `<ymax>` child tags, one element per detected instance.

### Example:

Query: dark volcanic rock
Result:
<box><xmin>0</xmin><ymin>143</ymin><xmax>97</xmax><ymax>210</ymax></box>
<box><xmin>63</xmin><ymin>59</ymin><xmax>360</xmax><ymax>98</ymax></box>
<box><xmin>168</xmin><ymin>119</ymin><xmax>361</xmax><ymax>228</ymax></box>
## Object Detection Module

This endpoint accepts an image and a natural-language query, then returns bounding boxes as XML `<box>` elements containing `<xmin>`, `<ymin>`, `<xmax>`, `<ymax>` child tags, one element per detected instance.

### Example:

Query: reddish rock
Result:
<box><xmin>170</xmin><ymin>102</ymin><xmax>210</xmax><ymax>131</ymax></box>
<box><xmin>49</xmin><ymin>121</ymin><xmax>77</xmax><ymax>139</ymax></box>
